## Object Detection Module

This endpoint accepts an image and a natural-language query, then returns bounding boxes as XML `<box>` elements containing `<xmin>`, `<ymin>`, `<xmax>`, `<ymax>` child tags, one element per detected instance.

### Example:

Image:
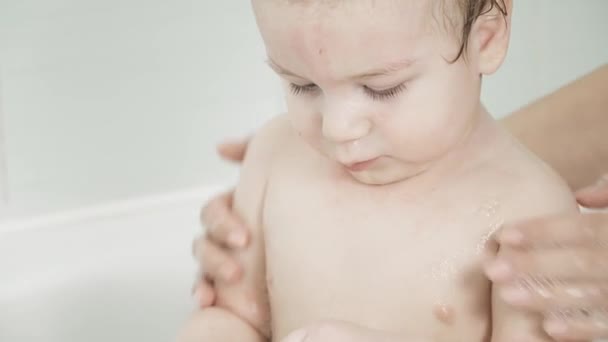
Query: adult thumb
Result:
<box><xmin>575</xmin><ymin>174</ymin><xmax>608</xmax><ymax>209</ymax></box>
<box><xmin>216</xmin><ymin>136</ymin><xmax>250</xmax><ymax>163</ymax></box>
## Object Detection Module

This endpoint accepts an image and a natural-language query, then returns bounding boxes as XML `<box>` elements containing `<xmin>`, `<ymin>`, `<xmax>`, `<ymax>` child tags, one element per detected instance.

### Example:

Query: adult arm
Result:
<box><xmin>502</xmin><ymin>64</ymin><xmax>608</xmax><ymax>191</ymax></box>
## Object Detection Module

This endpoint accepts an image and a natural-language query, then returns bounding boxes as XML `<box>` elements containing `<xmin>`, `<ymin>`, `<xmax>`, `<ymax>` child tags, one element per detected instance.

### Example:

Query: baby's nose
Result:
<box><xmin>321</xmin><ymin>111</ymin><xmax>372</xmax><ymax>143</ymax></box>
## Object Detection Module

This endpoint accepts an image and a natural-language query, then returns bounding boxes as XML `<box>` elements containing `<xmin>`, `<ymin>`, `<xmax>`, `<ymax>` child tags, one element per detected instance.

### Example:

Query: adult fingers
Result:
<box><xmin>193</xmin><ymin>237</ymin><xmax>242</xmax><ymax>284</ymax></box>
<box><xmin>192</xmin><ymin>279</ymin><xmax>216</xmax><ymax>308</ymax></box>
<box><xmin>200</xmin><ymin>191</ymin><xmax>249</xmax><ymax>248</ymax></box>
<box><xmin>485</xmin><ymin>247</ymin><xmax>608</xmax><ymax>282</ymax></box>
<box><xmin>217</xmin><ymin>137</ymin><xmax>251</xmax><ymax>163</ymax></box>
<box><xmin>543</xmin><ymin>310</ymin><xmax>608</xmax><ymax>341</ymax></box>
<box><xmin>496</xmin><ymin>280</ymin><xmax>608</xmax><ymax>310</ymax></box>
<box><xmin>496</xmin><ymin>213</ymin><xmax>608</xmax><ymax>248</ymax></box>
<box><xmin>576</xmin><ymin>174</ymin><xmax>608</xmax><ymax>209</ymax></box>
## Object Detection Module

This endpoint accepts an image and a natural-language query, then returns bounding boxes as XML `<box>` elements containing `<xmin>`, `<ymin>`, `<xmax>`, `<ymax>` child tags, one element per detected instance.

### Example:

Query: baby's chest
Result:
<box><xmin>262</xmin><ymin>172</ymin><xmax>498</xmax><ymax>339</ymax></box>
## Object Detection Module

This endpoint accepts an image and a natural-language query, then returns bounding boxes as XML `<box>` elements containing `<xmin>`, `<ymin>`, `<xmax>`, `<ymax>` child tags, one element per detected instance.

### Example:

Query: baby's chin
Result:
<box><xmin>348</xmin><ymin>160</ymin><xmax>428</xmax><ymax>186</ymax></box>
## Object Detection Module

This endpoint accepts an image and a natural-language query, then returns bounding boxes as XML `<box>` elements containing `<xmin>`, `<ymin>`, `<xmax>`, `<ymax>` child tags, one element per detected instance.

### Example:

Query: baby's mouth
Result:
<box><xmin>344</xmin><ymin>157</ymin><xmax>380</xmax><ymax>172</ymax></box>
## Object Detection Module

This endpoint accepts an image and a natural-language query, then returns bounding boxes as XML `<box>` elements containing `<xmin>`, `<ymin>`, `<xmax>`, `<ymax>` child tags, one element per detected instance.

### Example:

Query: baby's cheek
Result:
<box><xmin>288</xmin><ymin>109</ymin><xmax>323</xmax><ymax>146</ymax></box>
<box><xmin>382</xmin><ymin>115</ymin><xmax>455</xmax><ymax>160</ymax></box>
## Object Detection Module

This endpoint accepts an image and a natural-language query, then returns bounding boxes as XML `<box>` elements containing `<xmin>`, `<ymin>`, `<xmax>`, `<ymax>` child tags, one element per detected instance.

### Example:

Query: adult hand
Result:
<box><xmin>485</xmin><ymin>174</ymin><xmax>608</xmax><ymax>341</ymax></box>
<box><xmin>191</xmin><ymin>137</ymin><xmax>252</xmax><ymax>307</ymax></box>
<box><xmin>576</xmin><ymin>174</ymin><xmax>608</xmax><ymax>209</ymax></box>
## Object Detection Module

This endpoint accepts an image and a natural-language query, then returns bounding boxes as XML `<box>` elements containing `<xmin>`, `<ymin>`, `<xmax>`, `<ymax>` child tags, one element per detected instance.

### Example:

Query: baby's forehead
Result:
<box><xmin>278</xmin><ymin>0</ymin><xmax>461</xmax><ymax>11</ymax></box>
<box><xmin>267</xmin><ymin>0</ymin><xmax>465</xmax><ymax>29</ymax></box>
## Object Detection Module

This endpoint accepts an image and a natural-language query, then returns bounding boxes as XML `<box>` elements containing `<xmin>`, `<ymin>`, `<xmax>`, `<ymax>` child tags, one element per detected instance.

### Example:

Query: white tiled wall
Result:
<box><xmin>1</xmin><ymin>1</ymin><xmax>607</xmax><ymax>217</ymax></box>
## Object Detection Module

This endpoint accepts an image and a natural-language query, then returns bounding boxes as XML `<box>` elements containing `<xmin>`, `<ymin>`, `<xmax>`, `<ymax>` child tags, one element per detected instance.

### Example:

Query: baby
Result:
<box><xmin>179</xmin><ymin>0</ymin><xmax>579</xmax><ymax>341</ymax></box>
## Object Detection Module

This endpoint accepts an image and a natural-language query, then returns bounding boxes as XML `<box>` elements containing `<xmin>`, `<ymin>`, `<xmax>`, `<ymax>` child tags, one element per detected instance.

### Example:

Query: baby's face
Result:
<box><xmin>253</xmin><ymin>0</ymin><xmax>487</xmax><ymax>185</ymax></box>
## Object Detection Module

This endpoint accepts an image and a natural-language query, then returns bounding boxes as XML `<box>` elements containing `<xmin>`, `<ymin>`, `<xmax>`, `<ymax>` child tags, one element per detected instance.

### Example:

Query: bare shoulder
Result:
<box><xmin>234</xmin><ymin>114</ymin><xmax>294</xmax><ymax>223</ymax></box>
<box><xmin>241</xmin><ymin>114</ymin><xmax>293</xmax><ymax>172</ymax></box>
<box><xmin>492</xmin><ymin>144</ymin><xmax>579</xmax><ymax>224</ymax></box>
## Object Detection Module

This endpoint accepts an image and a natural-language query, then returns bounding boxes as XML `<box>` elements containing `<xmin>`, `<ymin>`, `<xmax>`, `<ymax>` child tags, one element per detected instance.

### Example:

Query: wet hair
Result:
<box><xmin>450</xmin><ymin>0</ymin><xmax>508</xmax><ymax>61</ymax></box>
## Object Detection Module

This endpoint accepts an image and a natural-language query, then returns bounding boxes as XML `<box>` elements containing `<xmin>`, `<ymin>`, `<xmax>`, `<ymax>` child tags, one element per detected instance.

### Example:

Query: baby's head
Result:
<box><xmin>252</xmin><ymin>0</ymin><xmax>511</xmax><ymax>185</ymax></box>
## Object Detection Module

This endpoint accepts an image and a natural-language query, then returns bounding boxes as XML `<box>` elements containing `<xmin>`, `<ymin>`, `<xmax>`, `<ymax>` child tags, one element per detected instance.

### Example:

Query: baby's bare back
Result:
<box><xmin>261</xmin><ymin>124</ymin><xmax>575</xmax><ymax>341</ymax></box>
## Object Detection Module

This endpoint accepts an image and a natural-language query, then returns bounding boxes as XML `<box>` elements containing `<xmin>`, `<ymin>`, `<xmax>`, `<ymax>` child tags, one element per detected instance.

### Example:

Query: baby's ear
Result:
<box><xmin>471</xmin><ymin>0</ymin><xmax>513</xmax><ymax>75</ymax></box>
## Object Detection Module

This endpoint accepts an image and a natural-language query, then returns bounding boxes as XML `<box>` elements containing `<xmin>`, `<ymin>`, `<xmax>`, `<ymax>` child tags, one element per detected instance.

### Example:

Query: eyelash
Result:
<box><xmin>289</xmin><ymin>83</ymin><xmax>407</xmax><ymax>101</ymax></box>
<box><xmin>289</xmin><ymin>83</ymin><xmax>318</xmax><ymax>96</ymax></box>
<box><xmin>363</xmin><ymin>84</ymin><xmax>407</xmax><ymax>101</ymax></box>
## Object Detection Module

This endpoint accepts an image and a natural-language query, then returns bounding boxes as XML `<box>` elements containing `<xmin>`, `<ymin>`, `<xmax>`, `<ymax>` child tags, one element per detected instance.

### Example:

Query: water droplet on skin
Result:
<box><xmin>474</xmin><ymin>199</ymin><xmax>503</xmax><ymax>255</ymax></box>
<box><xmin>431</xmin><ymin>258</ymin><xmax>458</xmax><ymax>281</ymax></box>
<box><xmin>433</xmin><ymin>304</ymin><xmax>455</xmax><ymax>325</ymax></box>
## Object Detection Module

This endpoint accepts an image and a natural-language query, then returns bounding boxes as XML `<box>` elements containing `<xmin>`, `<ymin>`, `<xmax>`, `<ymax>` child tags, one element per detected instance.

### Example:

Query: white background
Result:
<box><xmin>1</xmin><ymin>0</ymin><xmax>607</xmax><ymax>217</ymax></box>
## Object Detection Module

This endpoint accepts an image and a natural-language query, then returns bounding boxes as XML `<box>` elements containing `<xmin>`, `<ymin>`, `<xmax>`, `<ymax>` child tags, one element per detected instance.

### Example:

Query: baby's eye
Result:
<box><xmin>363</xmin><ymin>83</ymin><xmax>407</xmax><ymax>101</ymax></box>
<box><xmin>289</xmin><ymin>83</ymin><xmax>318</xmax><ymax>96</ymax></box>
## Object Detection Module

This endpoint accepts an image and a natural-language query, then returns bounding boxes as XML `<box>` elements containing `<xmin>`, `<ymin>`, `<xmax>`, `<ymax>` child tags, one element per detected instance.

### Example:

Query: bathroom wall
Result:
<box><xmin>1</xmin><ymin>0</ymin><xmax>607</xmax><ymax>217</ymax></box>
<box><xmin>0</xmin><ymin>0</ymin><xmax>281</xmax><ymax>217</ymax></box>
<box><xmin>0</xmin><ymin>77</ymin><xmax>7</xmax><ymax>212</ymax></box>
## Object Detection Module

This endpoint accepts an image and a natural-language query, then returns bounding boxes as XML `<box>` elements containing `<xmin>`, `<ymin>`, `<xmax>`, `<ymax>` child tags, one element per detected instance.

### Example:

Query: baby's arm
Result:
<box><xmin>178</xmin><ymin>116</ymin><xmax>290</xmax><ymax>341</ymax></box>
<box><xmin>490</xmin><ymin>174</ymin><xmax>580</xmax><ymax>341</ymax></box>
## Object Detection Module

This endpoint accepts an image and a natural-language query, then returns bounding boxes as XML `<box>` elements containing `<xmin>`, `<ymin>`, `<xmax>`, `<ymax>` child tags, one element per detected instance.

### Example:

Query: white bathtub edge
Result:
<box><xmin>0</xmin><ymin>184</ymin><xmax>230</xmax><ymax>235</ymax></box>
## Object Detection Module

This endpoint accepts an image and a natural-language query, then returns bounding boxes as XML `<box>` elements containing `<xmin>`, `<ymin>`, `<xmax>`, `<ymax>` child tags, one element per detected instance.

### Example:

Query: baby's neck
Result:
<box><xmin>394</xmin><ymin>107</ymin><xmax>508</xmax><ymax>192</ymax></box>
<box><xmin>440</xmin><ymin>107</ymin><xmax>505</xmax><ymax>168</ymax></box>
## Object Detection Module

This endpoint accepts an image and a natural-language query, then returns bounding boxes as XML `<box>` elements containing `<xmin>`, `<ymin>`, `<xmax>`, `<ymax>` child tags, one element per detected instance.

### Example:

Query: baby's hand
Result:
<box><xmin>281</xmin><ymin>321</ymin><xmax>409</xmax><ymax>342</ymax></box>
